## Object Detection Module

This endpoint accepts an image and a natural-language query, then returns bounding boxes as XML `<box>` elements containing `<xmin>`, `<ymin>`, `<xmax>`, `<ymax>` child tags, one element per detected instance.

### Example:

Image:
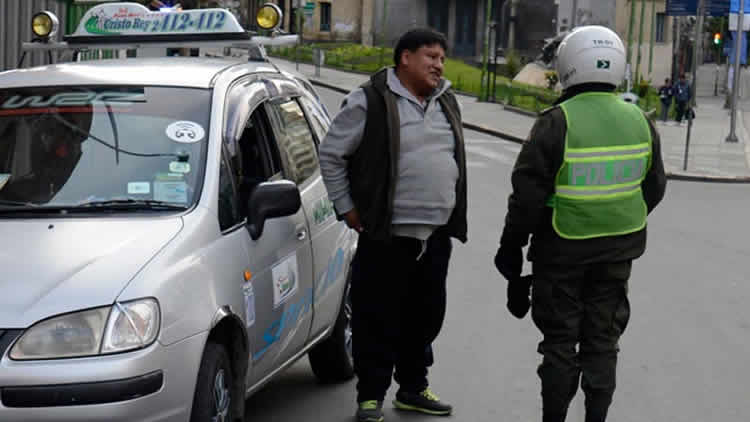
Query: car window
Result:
<box><xmin>265</xmin><ymin>99</ymin><xmax>319</xmax><ymax>185</ymax></box>
<box><xmin>298</xmin><ymin>96</ymin><xmax>330</xmax><ymax>145</ymax></box>
<box><xmin>224</xmin><ymin>105</ymin><xmax>284</xmax><ymax>220</ymax></box>
<box><xmin>0</xmin><ymin>86</ymin><xmax>209</xmax><ymax>210</ymax></box>
<box><xmin>218</xmin><ymin>147</ymin><xmax>240</xmax><ymax>231</ymax></box>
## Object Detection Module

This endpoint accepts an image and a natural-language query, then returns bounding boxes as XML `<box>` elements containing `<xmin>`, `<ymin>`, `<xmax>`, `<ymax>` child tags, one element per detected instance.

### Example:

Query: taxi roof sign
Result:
<box><xmin>66</xmin><ymin>3</ymin><xmax>249</xmax><ymax>43</ymax></box>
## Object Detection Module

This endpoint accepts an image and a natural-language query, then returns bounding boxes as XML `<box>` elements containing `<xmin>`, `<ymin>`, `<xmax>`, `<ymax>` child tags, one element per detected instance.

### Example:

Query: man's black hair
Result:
<box><xmin>393</xmin><ymin>28</ymin><xmax>448</xmax><ymax>68</ymax></box>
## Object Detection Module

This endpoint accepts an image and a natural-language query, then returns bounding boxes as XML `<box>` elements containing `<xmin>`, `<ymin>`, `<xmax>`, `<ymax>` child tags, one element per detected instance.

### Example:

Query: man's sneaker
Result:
<box><xmin>393</xmin><ymin>388</ymin><xmax>452</xmax><ymax>416</ymax></box>
<box><xmin>356</xmin><ymin>400</ymin><xmax>384</xmax><ymax>422</ymax></box>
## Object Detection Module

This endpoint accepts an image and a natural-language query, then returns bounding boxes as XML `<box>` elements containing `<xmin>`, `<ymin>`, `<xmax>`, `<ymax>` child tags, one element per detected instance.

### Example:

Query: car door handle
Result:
<box><xmin>296</xmin><ymin>225</ymin><xmax>307</xmax><ymax>241</ymax></box>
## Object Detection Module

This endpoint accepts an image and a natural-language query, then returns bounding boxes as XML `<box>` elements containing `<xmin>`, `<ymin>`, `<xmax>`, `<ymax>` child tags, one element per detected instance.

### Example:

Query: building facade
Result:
<box><xmin>614</xmin><ymin>0</ymin><xmax>674</xmax><ymax>85</ymax></box>
<box><xmin>261</xmin><ymin>0</ymin><xmax>557</xmax><ymax>61</ymax></box>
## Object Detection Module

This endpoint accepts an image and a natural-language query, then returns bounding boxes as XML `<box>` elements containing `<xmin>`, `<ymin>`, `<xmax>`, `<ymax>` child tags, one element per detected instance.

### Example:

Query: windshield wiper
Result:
<box><xmin>0</xmin><ymin>199</ymin><xmax>39</xmax><ymax>207</ymax></box>
<box><xmin>72</xmin><ymin>199</ymin><xmax>188</xmax><ymax>211</ymax></box>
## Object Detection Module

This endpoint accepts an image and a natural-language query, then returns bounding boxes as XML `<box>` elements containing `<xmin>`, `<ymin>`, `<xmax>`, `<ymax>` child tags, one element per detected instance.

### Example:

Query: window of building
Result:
<box><xmin>320</xmin><ymin>2</ymin><xmax>331</xmax><ymax>32</ymax></box>
<box><xmin>656</xmin><ymin>13</ymin><xmax>666</xmax><ymax>43</ymax></box>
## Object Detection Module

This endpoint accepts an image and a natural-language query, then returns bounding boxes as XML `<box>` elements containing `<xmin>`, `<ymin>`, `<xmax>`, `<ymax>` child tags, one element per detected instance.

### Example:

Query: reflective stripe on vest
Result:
<box><xmin>550</xmin><ymin>92</ymin><xmax>652</xmax><ymax>240</ymax></box>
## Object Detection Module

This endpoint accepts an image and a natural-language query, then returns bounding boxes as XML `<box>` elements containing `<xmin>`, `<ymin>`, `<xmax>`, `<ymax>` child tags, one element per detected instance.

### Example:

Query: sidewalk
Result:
<box><xmin>270</xmin><ymin>57</ymin><xmax>750</xmax><ymax>183</ymax></box>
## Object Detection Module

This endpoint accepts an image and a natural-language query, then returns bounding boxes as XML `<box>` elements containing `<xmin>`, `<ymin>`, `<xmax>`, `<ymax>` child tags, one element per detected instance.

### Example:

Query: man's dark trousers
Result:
<box><xmin>660</xmin><ymin>100</ymin><xmax>671</xmax><ymax>121</ymax></box>
<box><xmin>675</xmin><ymin>100</ymin><xmax>688</xmax><ymax>123</ymax></box>
<box><xmin>350</xmin><ymin>230</ymin><xmax>452</xmax><ymax>403</ymax></box>
<box><xmin>531</xmin><ymin>261</ymin><xmax>632</xmax><ymax>422</ymax></box>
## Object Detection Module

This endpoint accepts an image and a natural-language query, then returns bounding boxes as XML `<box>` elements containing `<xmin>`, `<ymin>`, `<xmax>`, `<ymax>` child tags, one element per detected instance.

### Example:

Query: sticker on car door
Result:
<box><xmin>272</xmin><ymin>254</ymin><xmax>299</xmax><ymax>309</ymax></box>
<box><xmin>243</xmin><ymin>281</ymin><xmax>256</xmax><ymax>328</ymax></box>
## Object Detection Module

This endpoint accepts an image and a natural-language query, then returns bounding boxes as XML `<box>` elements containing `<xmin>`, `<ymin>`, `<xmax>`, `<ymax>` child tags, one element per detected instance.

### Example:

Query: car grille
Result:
<box><xmin>0</xmin><ymin>330</ymin><xmax>22</xmax><ymax>358</ymax></box>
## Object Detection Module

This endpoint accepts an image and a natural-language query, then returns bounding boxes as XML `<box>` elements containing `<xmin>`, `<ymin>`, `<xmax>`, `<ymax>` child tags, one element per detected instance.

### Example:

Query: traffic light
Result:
<box><xmin>714</xmin><ymin>32</ymin><xmax>722</xmax><ymax>46</ymax></box>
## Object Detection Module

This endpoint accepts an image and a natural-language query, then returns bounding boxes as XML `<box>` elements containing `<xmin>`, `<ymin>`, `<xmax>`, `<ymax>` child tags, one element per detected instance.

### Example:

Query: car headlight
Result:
<box><xmin>10</xmin><ymin>298</ymin><xmax>160</xmax><ymax>360</ymax></box>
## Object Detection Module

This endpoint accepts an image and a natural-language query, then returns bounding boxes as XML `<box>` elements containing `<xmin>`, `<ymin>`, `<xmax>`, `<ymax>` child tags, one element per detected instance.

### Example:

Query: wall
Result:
<box><xmin>0</xmin><ymin>0</ymin><xmax>68</xmax><ymax>71</ymax></box>
<box><xmin>303</xmin><ymin>0</ymin><xmax>363</xmax><ymax>42</ymax></box>
<box><xmin>615</xmin><ymin>0</ymin><xmax>673</xmax><ymax>84</ymax></box>
<box><xmin>371</xmin><ymin>0</ymin><xmax>425</xmax><ymax>46</ymax></box>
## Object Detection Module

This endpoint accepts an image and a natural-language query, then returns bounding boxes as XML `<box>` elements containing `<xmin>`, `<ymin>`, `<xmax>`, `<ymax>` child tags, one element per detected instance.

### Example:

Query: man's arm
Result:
<box><xmin>318</xmin><ymin>88</ymin><xmax>368</xmax><ymax>218</ymax></box>
<box><xmin>643</xmin><ymin>118</ymin><xmax>667</xmax><ymax>213</ymax></box>
<box><xmin>500</xmin><ymin>110</ymin><xmax>561</xmax><ymax>248</ymax></box>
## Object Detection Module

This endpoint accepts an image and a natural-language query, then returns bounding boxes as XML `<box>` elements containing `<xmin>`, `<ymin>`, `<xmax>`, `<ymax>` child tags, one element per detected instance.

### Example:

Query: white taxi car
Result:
<box><xmin>0</xmin><ymin>3</ymin><xmax>355</xmax><ymax>421</ymax></box>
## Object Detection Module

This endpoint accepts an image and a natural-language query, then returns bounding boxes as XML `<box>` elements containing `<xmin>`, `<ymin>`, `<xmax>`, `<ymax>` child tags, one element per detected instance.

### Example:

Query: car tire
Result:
<box><xmin>308</xmin><ymin>281</ymin><xmax>354</xmax><ymax>383</ymax></box>
<box><xmin>190</xmin><ymin>341</ymin><xmax>235</xmax><ymax>422</ymax></box>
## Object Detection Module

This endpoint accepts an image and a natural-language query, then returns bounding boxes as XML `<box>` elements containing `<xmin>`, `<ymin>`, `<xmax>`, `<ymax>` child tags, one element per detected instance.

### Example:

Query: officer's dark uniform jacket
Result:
<box><xmin>501</xmin><ymin>84</ymin><xmax>667</xmax><ymax>264</ymax></box>
<box><xmin>346</xmin><ymin>69</ymin><xmax>468</xmax><ymax>243</ymax></box>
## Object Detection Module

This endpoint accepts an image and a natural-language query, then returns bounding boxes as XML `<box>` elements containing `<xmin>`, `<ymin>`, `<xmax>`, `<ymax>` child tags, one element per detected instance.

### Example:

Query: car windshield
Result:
<box><xmin>0</xmin><ymin>86</ymin><xmax>209</xmax><ymax>212</ymax></box>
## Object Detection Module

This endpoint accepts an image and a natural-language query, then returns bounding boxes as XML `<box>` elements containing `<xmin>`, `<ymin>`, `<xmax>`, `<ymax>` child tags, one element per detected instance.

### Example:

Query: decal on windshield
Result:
<box><xmin>153</xmin><ymin>181</ymin><xmax>187</xmax><ymax>203</ymax></box>
<box><xmin>0</xmin><ymin>92</ymin><xmax>145</xmax><ymax>110</ymax></box>
<box><xmin>166</xmin><ymin>121</ymin><xmax>205</xmax><ymax>144</ymax></box>
<box><xmin>243</xmin><ymin>281</ymin><xmax>256</xmax><ymax>328</ymax></box>
<box><xmin>169</xmin><ymin>161</ymin><xmax>191</xmax><ymax>174</ymax></box>
<box><xmin>127</xmin><ymin>182</ymin><xmax>151</xmax><ymax>195</ymax></box>
<box><xmin>0</xmin><ymin>174</ymin><xmax>10</xmax><ymax>191</ymax></box>
<box><xmin>272</xmin><ymin>255</ymin><xmax>298</xmax><ymax>309</ymax></box>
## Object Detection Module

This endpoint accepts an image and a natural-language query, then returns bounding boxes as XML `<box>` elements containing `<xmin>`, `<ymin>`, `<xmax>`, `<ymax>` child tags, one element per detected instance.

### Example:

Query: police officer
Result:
<box><xmin>494</xmin><ymin>26</ymin><xmax>667</xmax><ymax>422</ymax></box>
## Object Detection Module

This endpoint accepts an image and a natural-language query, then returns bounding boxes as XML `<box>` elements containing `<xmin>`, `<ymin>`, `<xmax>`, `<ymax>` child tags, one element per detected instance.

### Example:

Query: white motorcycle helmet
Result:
<box><xmin>555</xmin><ymin>25</ymin><xmax>626</xmax><ymax>90</ymax></box>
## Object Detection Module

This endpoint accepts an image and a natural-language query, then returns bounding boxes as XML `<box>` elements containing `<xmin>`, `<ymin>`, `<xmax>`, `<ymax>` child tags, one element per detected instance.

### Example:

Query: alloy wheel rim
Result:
<box><xmin>212</xmin><ymin>369</ymin><xmax>231</xmax><ymax>422</ymax></box>
<box><xmin>344</xmin><ymin>284</ymin><xmax>353</xmax><ymax>359</ymax></box>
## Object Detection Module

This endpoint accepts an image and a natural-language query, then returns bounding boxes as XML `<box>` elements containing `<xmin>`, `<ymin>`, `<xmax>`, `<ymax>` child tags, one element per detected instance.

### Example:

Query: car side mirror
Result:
<box><xmin>247</xmin><ymin>180</ymin><xmax>301</xmax><ymax>240</ymax></box>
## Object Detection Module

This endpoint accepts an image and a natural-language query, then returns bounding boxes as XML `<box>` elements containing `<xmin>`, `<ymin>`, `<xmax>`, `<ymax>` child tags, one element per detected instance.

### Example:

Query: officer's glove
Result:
<box><xmin>507</xmin><ymin>275</ymin><xmax>532</xmax><ymax>319</ymax></box>
<box><xmin>494</xmin><ymin>245</ymin><xmax>522</xmax><ymax>282</ymax></box>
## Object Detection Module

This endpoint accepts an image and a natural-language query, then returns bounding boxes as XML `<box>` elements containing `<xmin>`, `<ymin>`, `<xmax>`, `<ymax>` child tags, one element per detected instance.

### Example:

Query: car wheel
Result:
<box><xmin>308</xmin><ymin>281</ymin><xmax>354</xmax><ymax>383</ymax></box>
<box><xmin>190</xmin><ymin>341</ymin><xmax>234</xmax><ymax>422</ymax></box>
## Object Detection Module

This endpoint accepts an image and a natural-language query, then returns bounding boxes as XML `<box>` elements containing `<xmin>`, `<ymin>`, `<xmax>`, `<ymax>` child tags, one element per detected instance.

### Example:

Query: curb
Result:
<box><xmin>503</xmin><ymin>104</ymin><xmax>539</xmax><ymax>118</ymax></box>
<box><xmin>664</xmin><ymin>172</ymin><xmax>750</xmax><ymax>183</ymax></box>
<box><xmin>310</xmin><ymin>80</ymin><xmax>750</xmax><ymax>183</ymax></box>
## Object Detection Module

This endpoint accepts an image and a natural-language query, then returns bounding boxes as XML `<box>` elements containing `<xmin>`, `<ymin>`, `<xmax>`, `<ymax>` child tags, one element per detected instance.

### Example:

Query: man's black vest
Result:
<box><xmin>346</xmin><ymin>68</ymin><xmax>468</xmax><ymax>243</ymax></box>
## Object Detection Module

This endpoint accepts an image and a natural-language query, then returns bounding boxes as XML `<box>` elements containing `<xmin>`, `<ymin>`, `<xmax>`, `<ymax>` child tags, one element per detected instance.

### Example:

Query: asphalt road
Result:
<box><xmin>244</xmin><ymin>87</ymin><xmax>750</xmax><ymax>422</ymax></box>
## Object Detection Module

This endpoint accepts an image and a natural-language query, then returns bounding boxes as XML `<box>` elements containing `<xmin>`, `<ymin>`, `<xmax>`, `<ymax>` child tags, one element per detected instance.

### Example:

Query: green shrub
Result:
<box><xmin>504</xmin><ymin>50</ymin><xmax>522</xmax><ymax>79</ymax></box>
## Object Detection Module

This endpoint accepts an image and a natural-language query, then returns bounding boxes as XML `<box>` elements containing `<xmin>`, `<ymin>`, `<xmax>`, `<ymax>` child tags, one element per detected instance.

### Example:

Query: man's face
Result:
<box><xmin>401</xmin><ymin>43</ymin><xmax>446</xmax><ymax>93</ymax></box>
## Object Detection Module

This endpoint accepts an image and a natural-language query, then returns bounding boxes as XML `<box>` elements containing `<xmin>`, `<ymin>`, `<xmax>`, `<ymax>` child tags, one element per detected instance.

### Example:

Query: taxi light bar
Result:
<box><xmin>66</xmin><ymin>2</ymin><xmax>250</xmax><ymax>43</ymax></box>
<box><xmin>21</xmin><ymin>2</ymin><xmax>298</xmax><ymax>59</ymax></box>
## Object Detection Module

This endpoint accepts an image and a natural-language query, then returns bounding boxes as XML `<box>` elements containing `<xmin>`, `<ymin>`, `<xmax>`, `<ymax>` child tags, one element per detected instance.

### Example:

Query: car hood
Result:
<box><xmin>0</xmin><ymin>217</ymin><xmax>183</xmax><ymax>328</ymax></box>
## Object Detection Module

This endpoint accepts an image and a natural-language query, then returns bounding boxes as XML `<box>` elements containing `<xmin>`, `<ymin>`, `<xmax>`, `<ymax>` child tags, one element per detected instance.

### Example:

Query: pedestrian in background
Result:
<box><xmin>319</xmin><ymin>28</ymin><xmax>467</xmax><ymax>422</ymax></box>
<box><xmin>494</xmin><ymin>26</ymin><xmax>667</xmax><ymax>422</ymax></box>
<box><xmin>673</xmin><ymin>74</ymin><xmax>691</xmax><ymax>125</ymax></box>
<box><xmin>658</xmin><ymin>77</ymin><xmax>674</xmax><ymax>122</ymax></box>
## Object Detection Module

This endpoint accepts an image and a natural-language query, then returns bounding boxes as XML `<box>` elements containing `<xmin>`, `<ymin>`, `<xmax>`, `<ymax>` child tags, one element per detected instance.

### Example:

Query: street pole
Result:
<box><xmin>481</xmin><ymin>0</ymin><xmax>494</xmax><ymax>101</ymax></box>
<box><xmin>727</xmin><ymin>0</ymin><xmax>745</xmax><ymax>143</ymax></box>
<box><xmin>649</xmin><ymin>0</ymin><xmax>656</xmax><ymax>75</ymax></box>
<box><xmin>635</xmin><ymin>0</ymin><xmax>647</xmax><ymax>86</ymax></box>
<box><xmin>627</xmin><ymin>0</ymin><xmax>637</xmax><ymax>68</ymax></box>
<box><xmin>672</xmin><ymin>16</ymin><xmax>681</xmax><ymax>83</ymax></box>
<box><xmin>684</xmin><ymin>0</ymin><xmax>705</xmax><ymax>170</ymax></box>
<box><xmin>571</xmin><ymin>0</ymin><xmax>578</xmax><ymax>27</ymax></box>
<box><xmin>508</xmin><ymin>0</ymin><xmax>518</xmax><ymax>51</ymax></box>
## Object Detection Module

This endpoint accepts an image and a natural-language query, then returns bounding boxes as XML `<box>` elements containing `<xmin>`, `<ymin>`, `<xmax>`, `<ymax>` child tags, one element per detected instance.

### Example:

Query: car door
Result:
<box><xmin>265</xmin><ymin>95</ymin><xmax>352</xmax><ymax>341</ymax></box>
<box><xmin>295</xmin><ymin>94</ymin><xmax>353</xmax><ymax>338</ymax></box>
<box><xmin>222</xmin><ymin>79</ymin><xmax>314</xmax><ymax>385</ymax></box>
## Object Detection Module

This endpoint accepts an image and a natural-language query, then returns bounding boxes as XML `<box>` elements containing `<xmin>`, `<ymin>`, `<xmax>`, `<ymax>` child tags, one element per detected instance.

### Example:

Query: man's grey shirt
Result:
<box><xmin>319</xmin><ymin>68</ymin><xmax>459</xmax><ymax>240</ymax></box>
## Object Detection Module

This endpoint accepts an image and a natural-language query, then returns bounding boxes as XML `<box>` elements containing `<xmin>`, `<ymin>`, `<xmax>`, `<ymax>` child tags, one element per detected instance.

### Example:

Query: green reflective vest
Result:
<box><xmin>550</xmin><ymin>92</ymin><xmax>652</xmax><ymax>240</ymax></box>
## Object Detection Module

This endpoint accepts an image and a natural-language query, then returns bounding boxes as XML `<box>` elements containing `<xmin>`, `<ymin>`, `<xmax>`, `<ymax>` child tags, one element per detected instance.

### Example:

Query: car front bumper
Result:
<box><xmin>0</xmin><ymin>331</ymin><xmax>207</xmax><ymax>422</ymax></box>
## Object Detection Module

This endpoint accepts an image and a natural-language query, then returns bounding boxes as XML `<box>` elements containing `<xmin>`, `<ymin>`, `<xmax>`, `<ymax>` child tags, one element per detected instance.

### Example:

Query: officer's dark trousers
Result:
<box><xmin>531</xmin><ymin>261</ymin><xmax>632</xmax><ymax>422</ymax></box>
<box><xmin>350</xmin><ymin>231</ymin><xmax>452</xmax><ymax>403</ymax></box>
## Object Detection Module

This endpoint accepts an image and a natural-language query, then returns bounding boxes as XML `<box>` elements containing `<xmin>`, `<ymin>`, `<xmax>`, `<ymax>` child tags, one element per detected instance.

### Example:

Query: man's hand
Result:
<box><xmin>342</xmin><ymin>209</ymin><xmax>364</xmax><ymax>233</ymax></box>
<box><xmin>507</xmin><ymin>275</ymin><xmax>532</xmax><ymax>319</ymax></box>
<box><xmin>494</xmin><ymin>245</ymin><xmax>522</xmax><ymax>282</ymax></box>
